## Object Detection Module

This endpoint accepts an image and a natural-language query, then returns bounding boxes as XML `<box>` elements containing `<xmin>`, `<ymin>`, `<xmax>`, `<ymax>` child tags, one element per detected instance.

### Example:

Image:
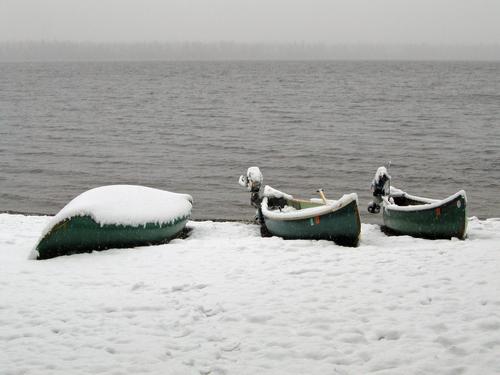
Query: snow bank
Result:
<box><xmin>40</xmin><ymin>185</ymin><xmax>192</xmax><ymax>238</ymax></box>
<box><xmin>1</xmin><ymin>214</ymin><xmax>500</xmax><ymax>374</ymax></box>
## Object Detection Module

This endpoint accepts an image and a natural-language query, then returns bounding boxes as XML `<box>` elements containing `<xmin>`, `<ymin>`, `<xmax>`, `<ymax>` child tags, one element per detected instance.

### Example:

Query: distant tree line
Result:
<box><xmin>0</xmin><ymin>41</ymin><xmax>499</xmax><ymax>62</ymax></box>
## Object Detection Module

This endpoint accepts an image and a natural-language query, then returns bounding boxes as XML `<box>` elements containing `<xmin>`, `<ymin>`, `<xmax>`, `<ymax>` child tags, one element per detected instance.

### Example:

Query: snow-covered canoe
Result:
<box><xmin>238</xmin><ymin>167</ymin><xmax>360</xmax><ymax>246</ymax></box>
<box><xmin>261</xmin><ymin>188</ymin><xmax>361</xmax><ymax>246</ymax></box>
<box><xmin>381</xmin><ymin>188</ymin><xmax>467</xmax><ymax>239</ymax></box>
<box><xmin>368</xmin><ymin>167</ymin><xmax>467</xmax><ymax>240</ymax></box>
<box><xmin>31</xmin><ymin>185</ymin><xmax>193</xmax><ymax>260</ymax></box>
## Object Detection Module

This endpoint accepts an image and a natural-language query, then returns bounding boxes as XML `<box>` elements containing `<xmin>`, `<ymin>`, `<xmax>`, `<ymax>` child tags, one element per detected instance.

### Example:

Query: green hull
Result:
<box><xmin>382</xmin><ymin>192</ymin><xmax>467</xmax><ymax>239</ymax></box>
<box><xmin>36</xmin><ymin>215</ymin><xmax>189</xmax><ymax>260</ymax></box>
<box><xmin>263</xmin><ymin>199</ymin><xmax>361</xmax><ymax>246</ymax></box>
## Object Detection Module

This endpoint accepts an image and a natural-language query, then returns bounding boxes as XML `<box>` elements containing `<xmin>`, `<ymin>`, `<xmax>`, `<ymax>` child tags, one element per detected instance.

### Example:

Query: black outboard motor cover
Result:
<box><xmin>239</xmin><ymin>166</ymin><xmax>264</xmax><ymax>209</ymax></box>
<box><xmin>368</xmin><ymin>166</ymin><xmax>391</xmax><ymax>214</ymax></box>
<box><xmin>371</xmin><ymin>166</ymin><xmax>391</xmax><ymax>197</ymax></box>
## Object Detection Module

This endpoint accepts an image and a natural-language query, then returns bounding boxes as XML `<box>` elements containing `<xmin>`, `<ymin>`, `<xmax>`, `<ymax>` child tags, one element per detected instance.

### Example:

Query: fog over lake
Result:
<box><xmin>1</xmin><ymin>0</ymin><xmax>499</xmax><ymax>45</ymax></box>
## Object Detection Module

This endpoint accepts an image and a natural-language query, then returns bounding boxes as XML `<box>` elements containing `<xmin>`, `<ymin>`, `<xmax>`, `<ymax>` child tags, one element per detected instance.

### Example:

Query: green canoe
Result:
<box><xmin>261</xmin><ymin>192</ymin><xmax>361</xmax><ymax>246</ymax></box>
<box><xmin>381</xmin><ymin>189</ymin><xmax>467</xmax><ymax>240</ymax></box>
<box><xmin>239</xmin><ymin>167</ymin><xmax>360</xmax><ymax>246</ymax></box>
<box><xmin>32</xmin><ymin>185</ymin><xmax>192</xmax><ymax>260</ymax></box>
<box><xmin>35</xmin><ymin>214</ymin><xmax>190</xmax><ymax>260</ymax></box>
<box><xmin>368</xmin><ymin>166</ymin><xmax>467</xmax><ymax>239</ymax></box>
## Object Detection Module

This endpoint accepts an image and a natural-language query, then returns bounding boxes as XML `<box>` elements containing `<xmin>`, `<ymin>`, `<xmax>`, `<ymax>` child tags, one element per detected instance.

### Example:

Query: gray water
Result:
<box><xmin>1</xmin><ymin>61</ymin><xmax>499</xmax><ymax>221</ymax></box>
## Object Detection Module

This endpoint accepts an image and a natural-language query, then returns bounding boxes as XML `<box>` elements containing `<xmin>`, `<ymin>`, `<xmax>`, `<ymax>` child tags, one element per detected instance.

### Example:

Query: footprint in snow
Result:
<box><xmin>170</xmin><ymin>283</ymin><xmax>209</xmax><ymax>293</ymax></box>
<box><xmin>246</xmin><ymin>314</ymin><xmax>273</xmax><ymax>324</ymax></box>
<box><xmin>374</xmin><ymin>329</ymin><xmax>401</xmax><ymax>341</ymax></box>
<box><xmin>476</xmin><ymin>318</ymin><xmax>500</xmax><ymax>331</ymax></box>
<box><xmin>130</xmin><ymin>282</ymin><xmax>148</xmax><ymax>291</ymax></box>
<box><xmin>287</xmin><ymin>268</ymin><xmax>322</xmax><ymax>275</ymax></box>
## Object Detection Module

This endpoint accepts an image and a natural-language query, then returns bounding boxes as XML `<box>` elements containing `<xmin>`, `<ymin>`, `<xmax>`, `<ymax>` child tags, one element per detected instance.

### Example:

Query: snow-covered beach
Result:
<box><xmin>1</xmin><ymin>213</ymin><xmax>500</xmax><ymax>374</ymax></box>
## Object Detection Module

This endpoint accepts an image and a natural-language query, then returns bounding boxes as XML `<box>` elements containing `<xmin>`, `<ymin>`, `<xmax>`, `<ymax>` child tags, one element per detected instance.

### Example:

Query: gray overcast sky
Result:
<box><xmin>1</xmin><ymin>0</ymin><xmax>499</xmax><ymax>44</ymax></box>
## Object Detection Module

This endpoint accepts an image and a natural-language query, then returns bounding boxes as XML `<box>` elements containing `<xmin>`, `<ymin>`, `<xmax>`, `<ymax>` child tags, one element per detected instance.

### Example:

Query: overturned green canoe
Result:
<box><xmin>35</xmin><ymin>214</ymin><xmax>190</xmax><ymax>260</ymax></box>
<box><xmin>381</xmin><ymin>189</ymin><xmax>467</xmax><ymax>240</ymax></box>
<box><xmin>261</xmin><ymin>191</ymin><xmax>361</xmax><ymax>246</ymax></box>
<box><xmin>32</xmin><ymin>185</ymin><xmax>192</xmax><ymax>260</ymax></box>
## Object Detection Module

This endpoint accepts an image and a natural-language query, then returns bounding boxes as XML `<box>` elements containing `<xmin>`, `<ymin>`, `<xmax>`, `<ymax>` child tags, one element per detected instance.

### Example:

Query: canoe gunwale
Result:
<box><xmin>382</xmin><ymin>190</ymin><xmax>466</xmax><ymax>213</ymax></box>
<box><xmin>261</xmin><ymin>193</ymin><xmax>358</xmax><ymax>222</ymax></box>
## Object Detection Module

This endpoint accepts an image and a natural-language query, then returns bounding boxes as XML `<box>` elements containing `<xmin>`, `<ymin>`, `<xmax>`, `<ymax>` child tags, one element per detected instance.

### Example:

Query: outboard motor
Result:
<box><xmin>238</xmin><ymin>166</ymin><xmax>263</xmax><ymax>209</ymax></box>
<box><xmin>239</xmin><ymin>166</ymin><xmax>269</xmax><ymax>233</ymax></box>
<box><xmin>368</xmin><ymin>166</ymin><xmax>391</xmax><ymax>214</ymax></box>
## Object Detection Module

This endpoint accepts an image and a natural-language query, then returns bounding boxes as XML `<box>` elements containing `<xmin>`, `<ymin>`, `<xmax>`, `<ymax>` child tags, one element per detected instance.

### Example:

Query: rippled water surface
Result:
<box><xmin>1</xmin><ymin>61</ymin><xmax>499</xmax><ymax>220</ymax></box>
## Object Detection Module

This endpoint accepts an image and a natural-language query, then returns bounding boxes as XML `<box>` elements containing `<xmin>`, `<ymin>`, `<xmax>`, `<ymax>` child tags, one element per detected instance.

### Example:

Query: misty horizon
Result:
<box><xmin>2</xmin><ymin>0</ymin><xmax>500</xmax><ymax>45</ymax></box>
<box><xmin>1</xmin><ymin>41</ymin><xmax>499</xmax><ymax>62</ymax></box>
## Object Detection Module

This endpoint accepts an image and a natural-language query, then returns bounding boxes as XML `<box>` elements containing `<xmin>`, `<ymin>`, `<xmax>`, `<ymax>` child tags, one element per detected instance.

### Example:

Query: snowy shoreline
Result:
<box><xmin>1</xmin><ymin>213</ymin><xmax>500</xmax><ymax>374</ymax></box>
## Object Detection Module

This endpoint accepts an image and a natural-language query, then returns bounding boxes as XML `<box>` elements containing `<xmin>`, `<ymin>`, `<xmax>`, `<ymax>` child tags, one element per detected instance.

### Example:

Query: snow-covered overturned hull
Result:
<box><xmin>32</xmin><ymin>185</ymin><xmax>192</xmax><ymax>259</ymax></box>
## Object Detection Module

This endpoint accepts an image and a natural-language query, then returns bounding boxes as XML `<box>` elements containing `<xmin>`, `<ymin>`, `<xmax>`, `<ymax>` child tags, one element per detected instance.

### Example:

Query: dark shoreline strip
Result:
<box><xmin>0</xmin><ymin>210</ymin><xmax>254</xmax><ymax>223</ymax></box>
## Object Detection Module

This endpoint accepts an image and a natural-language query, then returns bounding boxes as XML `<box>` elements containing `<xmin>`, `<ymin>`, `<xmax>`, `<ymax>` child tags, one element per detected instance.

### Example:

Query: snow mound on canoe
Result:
<box><xmin>262</xmin><ymin>185</ymin><xmax>293</xmax><ymax>200</ymax></box>
<box><xmin>39</xmin><ymin>185</ymin><xmax>193</xmax><ymax>237</ymax></box>
<box><xmin>372</xmin><ymin>166</ymin><xmax>390</xmax><ymax>185</ymax></box>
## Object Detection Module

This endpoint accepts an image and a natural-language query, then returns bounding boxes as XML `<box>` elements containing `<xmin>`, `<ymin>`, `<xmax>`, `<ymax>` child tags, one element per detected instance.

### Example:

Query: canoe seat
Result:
<box><xmin>392</xmin><ymin>195</ymin><xmax>410</xmax><ymax>206</ymax></box>
<box><xmin>392</xmin><ymin>194</ymin><xmax>427</xmax><ymax>207</ymax></box>
<box><xmin>267</xmin><ymin>197</ymin><xmax>287</xmax><ymax>210</ymax></box>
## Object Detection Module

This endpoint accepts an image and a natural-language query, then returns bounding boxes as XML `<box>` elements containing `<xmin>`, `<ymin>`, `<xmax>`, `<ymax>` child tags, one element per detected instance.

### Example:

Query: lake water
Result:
<box><xmin>0</xmin><ymin>61</ymin><xmax>499</xmax><ymax>221</ymax></box>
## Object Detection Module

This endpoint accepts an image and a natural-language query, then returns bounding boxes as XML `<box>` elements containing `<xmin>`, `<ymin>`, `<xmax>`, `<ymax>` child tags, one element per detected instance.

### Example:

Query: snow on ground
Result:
<box><xmin>1</xmin><ymin>213</ymin><xmax>500</xmax><ymax>375</ymax></box>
